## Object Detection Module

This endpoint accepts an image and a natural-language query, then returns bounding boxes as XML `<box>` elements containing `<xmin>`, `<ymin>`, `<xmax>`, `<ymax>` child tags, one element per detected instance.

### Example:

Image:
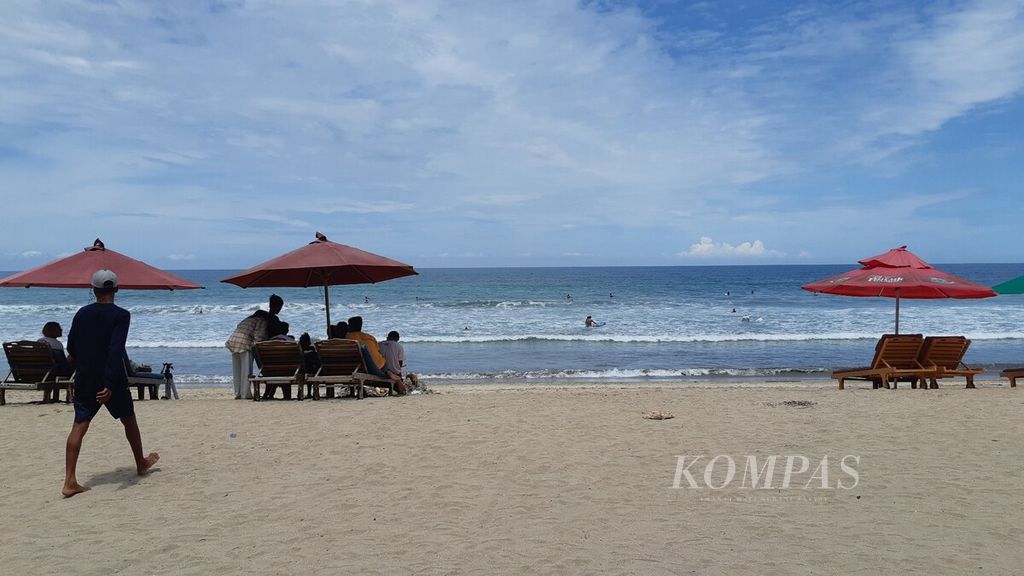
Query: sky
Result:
<box><xmin>1</xmin><ymin>0</ymin><xmax>1023</xmax><ymax>270</ymax></box>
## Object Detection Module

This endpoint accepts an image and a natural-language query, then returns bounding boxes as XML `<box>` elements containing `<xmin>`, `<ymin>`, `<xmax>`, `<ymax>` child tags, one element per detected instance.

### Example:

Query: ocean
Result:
<box><xmin>2</xmin><ymin>265</ymin><xmax>1023</xmax><ymax>386</ymax></box>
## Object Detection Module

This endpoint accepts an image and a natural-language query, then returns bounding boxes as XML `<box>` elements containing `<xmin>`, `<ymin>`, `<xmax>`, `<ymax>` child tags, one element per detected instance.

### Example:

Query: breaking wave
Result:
<box><xmin>113</xmin><ymin>331</ymin><xmax>1024</xmax><ymax>348</ymax></box>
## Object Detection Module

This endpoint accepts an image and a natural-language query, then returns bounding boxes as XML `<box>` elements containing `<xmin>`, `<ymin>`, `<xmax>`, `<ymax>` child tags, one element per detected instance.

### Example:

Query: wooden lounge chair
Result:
<box><xmin>250</xmin><ymin>340</ymin><xmax>306</xmax><ymax>401</ymax></box>
<box><xmin>999</xmin><ymin>369</ymin><xmax>1022</xmax><ymax>388</ymax></box>
<box><xmin>309</xmin><ymin>339</ymin><xmax>393</xmax><ymax>400</ymax></box>
<box><xmin>832</xmin><ymin>334</ymin><xmax>931</xmax><ymax>390</ymax></box>
<box><xmin>123</xmin><ymin>357</ymin><xmax>163</xmax><ymax>400</ymax></box>
<box><xmin>1</xmin><ymin>340</ymin><xmax>74</xmax><ymax>406</ymax></box>
<box><xmin>917</xmin><ymin>336</ymin><xmax>984</xmax><ymax>389</ymax></box>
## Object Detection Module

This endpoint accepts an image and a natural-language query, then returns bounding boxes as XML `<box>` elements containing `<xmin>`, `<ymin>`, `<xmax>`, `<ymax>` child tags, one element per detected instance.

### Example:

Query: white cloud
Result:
<box><xmin>0</xmin><ymin>1</ymin><xmax>1020</xmax><ymax>267</ymax></box>
<box><xmin>21</xmin><ymin>250</ymin><xmax>42</xmax><ymax>258</ymax></box>
<box><xmin>889</xmin><ymin>1</ymin><xmax>1024</xmax><ymax>136</ymax></box>
<box><xmin>295</xmin><ymin>200</ymin><xmax>416</xmax><ymax>216</ymax></box>
<box><xmin>679</xmin><ymin>237</ymin><xmax>782</xmax><ymax>258</ymax></box>
<box><xmin>167</xmin><ymin>253</ymin><xmax>195</xmax><ymax>261</ymax></box>
<box><xmin>465</xmin><ymin>194</ymin><xmax>533</xmax><ymax>207</ymax></box>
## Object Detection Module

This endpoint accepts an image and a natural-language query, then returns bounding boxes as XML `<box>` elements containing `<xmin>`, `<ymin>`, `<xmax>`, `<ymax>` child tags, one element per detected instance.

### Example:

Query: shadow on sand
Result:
<box><xmin>83</xmin><ymin>466</ymin><xmax>160</xmax><ymax>491</ymax></box>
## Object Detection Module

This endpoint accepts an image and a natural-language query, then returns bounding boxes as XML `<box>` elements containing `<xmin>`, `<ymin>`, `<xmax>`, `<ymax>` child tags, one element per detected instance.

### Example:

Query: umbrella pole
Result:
<box><xmin>895</xmin><ymin>291</ymin><xmax>900</xmax><ymax>335</ymax></box>
<box><xmin>324</xmin><ymin>280</ymin><xmax>332</xmax><ymax>339</ymax></box>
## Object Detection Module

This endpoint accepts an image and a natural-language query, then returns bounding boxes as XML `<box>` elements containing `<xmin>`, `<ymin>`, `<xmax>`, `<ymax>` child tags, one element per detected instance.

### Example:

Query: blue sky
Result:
<box><xmin>1</xmin><ymin>0</ymin><xmax>1022</xmax><ymax>269</ymax></box>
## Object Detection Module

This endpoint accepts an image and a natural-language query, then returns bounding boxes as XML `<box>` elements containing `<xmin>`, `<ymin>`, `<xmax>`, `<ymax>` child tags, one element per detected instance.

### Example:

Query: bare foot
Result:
<box><xmin>62</xmin><ymin>483</ymin><xmax>90</xmax><ymax>498</ymax></box>
<box><xmin>137</xmin><ymin>452</ymin><xmax>160</xmax><ymax>475</ymax></box>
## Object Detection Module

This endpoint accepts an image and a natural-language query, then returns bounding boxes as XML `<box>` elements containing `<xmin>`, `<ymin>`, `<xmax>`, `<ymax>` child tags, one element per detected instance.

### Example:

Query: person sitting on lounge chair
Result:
<box><xmin>262</xmin><ymin>323</ymin><xmax>296</xmax><ymax>399</ymax></box>
<box><xmin>38</xmin><ymin>321</ymin><xmax>73</xmax><ymax>402</ymax></box>
<box><xmin>298</xmin><ymin>332</ymin><xmax>320</xmax><ymax>397</ymax></box>
<box><xmin>125</xmin><ymin>355</ymin><xmax>164</xmax><ymax>381</ymax></box>
<box><xmin>298</xmin><ymin>332</ymin><xmax>320</xmax><ymax>374</ymax></box>
<box><xmin>269</xmin><ymin>322</ymin><xmax>295</xmax><ymax>342</ymax></box>
<box><xmin>345</xmin><ymin>316</ymin><xmax>386</xmax><ymax>373</ymax></box>
<box><xmin>378</xmin><ymin>331</ymin><xmax>416</xmax><ymax>395</ymax></box>
<box><xmin>333</xmin><ymin>322</ymin><xmax>402</xmax><ymax>388</ymax></box>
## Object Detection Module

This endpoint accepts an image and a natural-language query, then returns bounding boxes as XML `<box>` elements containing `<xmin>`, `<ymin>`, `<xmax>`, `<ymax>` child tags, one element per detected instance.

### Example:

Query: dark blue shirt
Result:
<box><xmin>67</xmin><ymin>302</ymin><xmax>130</xmax><ymax>393</ymax></box>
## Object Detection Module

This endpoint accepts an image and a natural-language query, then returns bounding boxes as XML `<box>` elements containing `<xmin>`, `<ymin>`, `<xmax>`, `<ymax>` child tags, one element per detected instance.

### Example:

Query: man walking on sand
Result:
<box><xmin>62</xmin><ymin>270</ymin><xmax>158</xmax><ymax>497</ymax></box>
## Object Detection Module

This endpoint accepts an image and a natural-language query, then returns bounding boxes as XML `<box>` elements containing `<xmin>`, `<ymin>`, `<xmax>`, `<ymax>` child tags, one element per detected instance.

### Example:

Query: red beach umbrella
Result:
<box><xmin>221</xmin><ymin>232</ymin><xmax>417</xmax><ymax>336</ymax></box>
<box><xmin>801</xmin><ymin>246</ymin><xmax>995</xmax><ymax>333</ymax></box>
<box><xmin>0</xmin><ymin>239</ymin><xmax>202</xmax><ymax>290</ymax></box>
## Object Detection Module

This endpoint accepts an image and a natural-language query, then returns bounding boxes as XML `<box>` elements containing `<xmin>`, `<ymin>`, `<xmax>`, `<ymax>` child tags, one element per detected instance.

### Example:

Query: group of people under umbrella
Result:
<box><xmin>0</xmin><ymin>233</ymin><xmax>418</xmax><ymax>401</ymax></box>
<box><xmin>3</xmin><ymin>237</ymin><xmax>1024</xmax><ymax>396</ymax></box>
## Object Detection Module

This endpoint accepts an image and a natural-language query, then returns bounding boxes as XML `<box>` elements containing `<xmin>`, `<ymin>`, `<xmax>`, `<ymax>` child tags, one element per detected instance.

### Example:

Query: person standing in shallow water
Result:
<box><xmin>62</xmin><ymin>270</ymin><xmax>159</xmax><ymax>497</ymax></box>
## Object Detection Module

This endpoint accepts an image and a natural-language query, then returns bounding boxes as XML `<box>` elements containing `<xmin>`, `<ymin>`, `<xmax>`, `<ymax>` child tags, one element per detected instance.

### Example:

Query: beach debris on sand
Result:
<box><xmin>765</xmin><ymin>400</ymin><xmax>816</xmax><ymax>408</ymax></box>
<box><xmin>642</xmin><ymin>411</ymin><xmax>675</xmax><ymax>420</ymax></box>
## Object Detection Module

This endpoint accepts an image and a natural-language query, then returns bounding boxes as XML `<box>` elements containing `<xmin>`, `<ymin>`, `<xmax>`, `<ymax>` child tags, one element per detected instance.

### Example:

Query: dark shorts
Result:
<box><xmin>74</xmin><ymin>386</ymin><xmax>135</xmax><ymax>423</ymax></box>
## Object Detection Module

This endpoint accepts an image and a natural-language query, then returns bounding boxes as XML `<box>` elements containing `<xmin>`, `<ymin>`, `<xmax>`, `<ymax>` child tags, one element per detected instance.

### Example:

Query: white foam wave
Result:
<box><xmin>0</xmin><ymin>304</ymin><xmax>82</xmax><ymax>313</ymax></box>
<box><xmin>421</xmin><ymin>367</ymin><xmax>830</xmax><ymax>380</ymax></box>
<box><xmin>0</xmin><ymin>301</ymin><xmax>373</xmax><ymax>315</ymax></box>
<box><xmin>402</xmin><ymin>332</ymin><xmax>1024</xmax><ymax>344</ymax></box>
<box><xmin>128</xmin><ymin>340</ymin><xmax>227</xmax><ymax>348</ymax></box>
<box><xmin>111</xmin><ymin>331</ymin><xmax>1024</xmax><ymax>348</ymax></box>
<box><xmin>172</xmin><ymin>374</ymin><xmax>234</xmax><ymax>384</ymax></box>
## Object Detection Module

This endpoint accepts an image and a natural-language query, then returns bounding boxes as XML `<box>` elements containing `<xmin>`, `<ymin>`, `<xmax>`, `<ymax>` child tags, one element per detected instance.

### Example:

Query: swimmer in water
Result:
<box><xmin>585</xmin><ymin>315</ymin><xmax>595</xmax><ymax>327</ymax></box>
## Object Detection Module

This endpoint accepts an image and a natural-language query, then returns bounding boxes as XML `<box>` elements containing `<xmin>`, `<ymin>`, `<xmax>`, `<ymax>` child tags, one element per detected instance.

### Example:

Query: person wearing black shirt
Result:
<box><xmin>61</xmin><ymin>270</ymin><xmax>159</xmax><ymax>497</ymax></box>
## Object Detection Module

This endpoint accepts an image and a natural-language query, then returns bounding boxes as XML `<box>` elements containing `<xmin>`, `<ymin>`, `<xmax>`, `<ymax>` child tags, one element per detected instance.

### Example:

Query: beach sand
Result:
<box><xmin>1</xmin><ymin>382</ymin><xmax>1022</xmax><ymax>575</ymax></box>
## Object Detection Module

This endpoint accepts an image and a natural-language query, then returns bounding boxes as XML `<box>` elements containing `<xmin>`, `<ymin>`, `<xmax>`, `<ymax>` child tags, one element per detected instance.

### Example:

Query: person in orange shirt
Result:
<box><xmin>345</xmin><ymin>316</ymin><xmax>385</xmax><ymax>371</ymax></box>
<box><xmin>333</xmin><ymin>321</ymin><xmax>401</xmax><ymax>391</ymax></box>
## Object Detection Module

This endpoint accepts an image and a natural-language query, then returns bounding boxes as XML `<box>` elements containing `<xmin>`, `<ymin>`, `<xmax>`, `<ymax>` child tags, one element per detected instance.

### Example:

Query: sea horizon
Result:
<box><xmin>3</xmin><ymin>264</ymin><xmax>1023</xmax><ymax>386</ymax></box>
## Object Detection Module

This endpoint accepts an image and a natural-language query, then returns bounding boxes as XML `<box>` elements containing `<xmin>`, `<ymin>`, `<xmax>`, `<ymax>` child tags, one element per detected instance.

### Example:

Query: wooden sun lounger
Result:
<box><xmin>123</xmin><ymin>358</ymin><xmax>163</xmax><ymax>400</ymax></box>
<box><xmin>1</xmin><ymin>341</ymin><xmax>74</xmax><ymax>406</ymax></box>
<box><xmin>309</xmin><ymin>339</ymin><xmax>393</xmax><ymax>400</ymax></box>
<box><xmin>999</xmin><ymin>369</ymin><xmax>1023</xmax><ymax>388</ymax></box>
<box><xmin>832</xmin><ymin>334</ymin><xmax>932</xmax><ymax>390</ymax></box>
<box><xmin>917</xmin><ymin>336</ymin><xmax>984</xmax><ymax>389</ymax></box>
<box><xmin>250</xmin><ymin>341</ymin><xmax>307</xmax><ymax>401</ymax></box>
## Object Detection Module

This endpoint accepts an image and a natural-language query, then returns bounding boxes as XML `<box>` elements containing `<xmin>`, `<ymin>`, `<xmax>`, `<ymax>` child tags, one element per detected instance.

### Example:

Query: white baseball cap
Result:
<box><xmin>91</xmin><ymin>269</ymin><xmax>118</xmax><ymax>289</ymax></box>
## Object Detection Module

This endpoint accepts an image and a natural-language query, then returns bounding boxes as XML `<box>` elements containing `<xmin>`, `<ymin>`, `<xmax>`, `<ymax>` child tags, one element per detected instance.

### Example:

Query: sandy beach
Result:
<box><xmin>1</xmin><ymin>381</ymin><xmax>1022</xmax><ymax>575</ymax></box>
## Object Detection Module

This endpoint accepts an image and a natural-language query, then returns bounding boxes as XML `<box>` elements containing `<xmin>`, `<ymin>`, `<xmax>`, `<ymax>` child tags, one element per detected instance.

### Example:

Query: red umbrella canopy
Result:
<box><xmin>222</xmin><ymin>233</ymin><xmax>416</xmax><ymax>338</ymax></box>
<box><xmin>802</xmin><ymin>246</ymin><xmax>996</xmax><ymax>299</ymax></box>
<box><xmin>0</xmin><ymin>239</ymin><xmax>202</xmax><ymax>290</ymax></box>
<box><xmin>222</xmin><ymin>232</ymin><xmax>417</xmax><ymax>288</ymax></box>
<box><xmin>857</xmin><ymin>245</ymin><xmax>932</xmax><ymax>269</ymax></box>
